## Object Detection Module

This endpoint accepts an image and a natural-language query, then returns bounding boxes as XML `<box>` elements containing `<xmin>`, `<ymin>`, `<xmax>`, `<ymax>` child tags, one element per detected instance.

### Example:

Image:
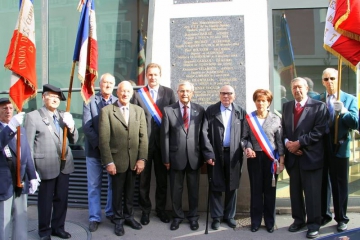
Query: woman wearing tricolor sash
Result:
<box><xmin>241</xmin><ymin>89</ymin><xmax>285</xmax><ymax>233</ymax></box>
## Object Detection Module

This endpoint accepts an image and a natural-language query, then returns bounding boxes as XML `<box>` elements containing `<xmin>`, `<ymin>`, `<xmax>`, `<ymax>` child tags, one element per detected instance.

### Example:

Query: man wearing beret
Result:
<box><xmin>0</xmin><ymin>98</ymin><xmax>39</xmax><ymax>239</ymax></box>
<box><xmin>25</xmin><ymin>84</ymin><xmax>79</xmax><ymax>240</ymax></box>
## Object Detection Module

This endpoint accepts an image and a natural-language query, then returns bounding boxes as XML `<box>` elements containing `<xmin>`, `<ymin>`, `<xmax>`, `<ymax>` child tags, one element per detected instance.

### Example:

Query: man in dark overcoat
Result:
<box><xmin>203</xmin><ymin>85</ymin><xmax>246</xmax><ymax>230</ymax></box>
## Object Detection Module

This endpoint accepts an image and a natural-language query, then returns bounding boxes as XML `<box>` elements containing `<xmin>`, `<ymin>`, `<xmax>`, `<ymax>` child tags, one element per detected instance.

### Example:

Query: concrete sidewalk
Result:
<box><xmin>27</xmin><ymin>205</ymin><xmax>360</xmax><ymax>240</ymax></box>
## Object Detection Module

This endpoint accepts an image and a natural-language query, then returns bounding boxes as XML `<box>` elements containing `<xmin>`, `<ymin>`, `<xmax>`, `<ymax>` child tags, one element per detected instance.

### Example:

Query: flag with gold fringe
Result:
<box><xmin>324</xmin><ymin>0</ymin><xmax>360</xmax><ymax>71</ymax></box>
<box><xmin>333</xmin><ymin>0</ymin><xmax>360</xmax><ymax>41</ymax></box>
<box><xmin>4</xmin><ymin>0</ymin><xmax>37</xmax><ymax>112</ymax></box>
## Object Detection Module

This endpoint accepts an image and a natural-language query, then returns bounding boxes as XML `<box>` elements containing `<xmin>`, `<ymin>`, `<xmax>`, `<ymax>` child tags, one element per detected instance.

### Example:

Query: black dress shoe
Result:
<box><xmin>114</xmin><ymin>224</ymin><xmax>124</xmax><ymax>236</ymax></box>
<box><xmin>224</xmin><ymin>218</ymin><xmax>237</xmax><ymax>228</ymax></box>
<box><xmin>306</xmin><ymin>230</ymin><xmax>319</xmax><ymax>239</ymax></box>
<box><xmin>170</xmin><ymin>220</ymin><xmax>182</xmax><ymax>230</ymax></box>
<box><xmin>40</xmin><ymin>236</ymin><xmax>51</xmax><ymax>240</ymax></box>
<box><xmin>89</xmin><ymin>221</ymin><xmax>99</xmax><ymax>232</ymax></box>
<box><xmin>124</xmin><ymin>218</ymin><xmax>142</xmax><ymax>230</ymax></box>
<box><xmin>288</xmin><ymin>223</ymin><xmax>306</xmax><ymax>232</ymax></box>
<box><xmin>189</xmin><ymin>220</ymin><xmax>199</xmax><ymax>230</ymax></box>
<box><xmin>141</xmin><ymin>213</ymin><xmax>150</xmax><ymax>225</ymax></box>
<box><xmin>157</xmin><ymin>211</ymin><xmax>170</xmax><ymax>223</ymax></box>
<box><xmin>321</xmin><ymin>217</ymin><xmax>332</xmax><ymax>226</ymax></box>
<box><xmin>211</xmin><ymin>219</ymin><xmax>220</xmax><ymax>230</ymax></box>
<box><xmin>106</xmin><ymin>215</ymin><xmax>115</xmax><ymax>224</ymax></box>
<box><xmin>267</xmin><ymin>226</ymin><xmax>274</xmax><ymax>233</ymax></box>
<box><xmin>251</xmin><ymin>226</ymin><xmax>259</xmax><ymax>232</ymax></box>
<box><xmin>51</xmin><ymin>229</ymin><xmax>71</xmax><ymax>239</ymax></box>
<box><xmin>337</xmin><ymin>222</ymin><xmax>347</xmax><ymax>232</ymax></box>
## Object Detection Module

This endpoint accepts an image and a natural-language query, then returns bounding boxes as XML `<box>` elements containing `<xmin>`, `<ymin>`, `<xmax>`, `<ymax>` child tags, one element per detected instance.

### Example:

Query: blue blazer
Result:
<box><xmin>82</xmin><ymin>92</ymin><xmax>118</xmax><ymax>158</ymax></box>
<box><xmin>314</xmin><ymin>91</ymin><xmax>359</xmax><ymax>157</ymax></box>
<box><xmin>0</xmin><ymin>126</ymin><xmax>36</xmax><ymax>201</ymax></box>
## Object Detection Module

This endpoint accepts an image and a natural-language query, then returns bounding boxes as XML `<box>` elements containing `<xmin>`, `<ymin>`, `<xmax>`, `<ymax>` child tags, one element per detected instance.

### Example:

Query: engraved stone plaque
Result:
<box><xmin>170</xmin><ymin>16</ymin><xmax>245</xmax><ymax>108</ymax></box>
<box><xmin>174</xmin><ymin>0</ymin><xmax>231</xmax><ymax>4</ymax></box>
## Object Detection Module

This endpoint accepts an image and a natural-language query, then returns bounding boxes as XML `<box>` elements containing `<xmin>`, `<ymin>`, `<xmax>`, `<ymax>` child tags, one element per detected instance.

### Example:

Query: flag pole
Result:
<box><xmin>16</xmin><ymin>127</ymin><xmax>22</xmax><ymax>188</ymax></box>
<box><xmin>334</xmin><ymin>57</ymin><xmax>342</xmax><ymax>144</ymax></box>
<box><xmin>60</xmin><ymin>61</ymin><xmax>76</xmax><ymax>170</ymax></box>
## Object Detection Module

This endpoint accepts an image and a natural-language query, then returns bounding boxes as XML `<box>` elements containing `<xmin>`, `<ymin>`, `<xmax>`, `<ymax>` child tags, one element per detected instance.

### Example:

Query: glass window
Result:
<box><xmin>0</xmin><ymin>0</ymin><xmax>149</xmax><ymax>150</ymax></box>
<box><xmin>271</xmin><ymin>8</ymin><xmax>359</xmax><ymax>199</ymax></box>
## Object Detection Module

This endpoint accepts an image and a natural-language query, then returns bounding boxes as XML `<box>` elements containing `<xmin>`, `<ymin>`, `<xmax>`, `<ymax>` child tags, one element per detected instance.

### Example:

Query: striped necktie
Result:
<box><xmin>183</xmin><ymin>105</ymin><xmax>189</xmax><ymax>132</ymax></box>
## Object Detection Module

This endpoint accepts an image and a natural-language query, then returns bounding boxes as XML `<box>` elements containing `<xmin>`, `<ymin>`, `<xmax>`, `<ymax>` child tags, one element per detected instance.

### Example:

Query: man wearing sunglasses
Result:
<box><xmin>318</xmin><ymin>68</ymin><xmax>359</xmax><ymax>233</ymax></box>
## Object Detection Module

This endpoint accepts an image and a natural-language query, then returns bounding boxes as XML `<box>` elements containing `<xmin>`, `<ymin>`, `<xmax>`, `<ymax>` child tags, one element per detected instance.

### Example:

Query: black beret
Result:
<box><xmin>42</xmin><ymin>84</ymin><xmax>66</xmax><ymax>101</ymax></box>
<box><xmin>0</xmin><ymin>98</ymin><xmax>11</xmax><ymax>105</ymax></box>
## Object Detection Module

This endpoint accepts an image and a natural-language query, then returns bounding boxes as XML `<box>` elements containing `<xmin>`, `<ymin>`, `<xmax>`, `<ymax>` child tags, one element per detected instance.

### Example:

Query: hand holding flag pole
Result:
<box><xmin>323</xmin><ymin>0</ymin><xmax>360</xmax><ymax>143</ymax></box>
<box><xmin>60</xmin><ymin>0</ymin><xmax>98</xmax><ymax>170</ymax></box>
<box><xmin>4</xmin><ymin>0</ymin><xmax>37</xmax><ymax>187</ymax></box>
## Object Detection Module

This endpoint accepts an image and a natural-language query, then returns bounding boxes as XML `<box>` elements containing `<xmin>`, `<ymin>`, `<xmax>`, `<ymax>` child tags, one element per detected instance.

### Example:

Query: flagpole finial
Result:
<box><xmin>77</xmin><ymin>0</ymin><xmax>84</xmax><ymax>12</ymax></box>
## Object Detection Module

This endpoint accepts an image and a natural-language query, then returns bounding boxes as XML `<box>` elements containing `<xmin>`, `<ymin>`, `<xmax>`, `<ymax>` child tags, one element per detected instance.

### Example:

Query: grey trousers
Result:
<box><xmin>0</xmin><ymin>194</ymin><xmax>28</xmax><ymax>240</ymax></box>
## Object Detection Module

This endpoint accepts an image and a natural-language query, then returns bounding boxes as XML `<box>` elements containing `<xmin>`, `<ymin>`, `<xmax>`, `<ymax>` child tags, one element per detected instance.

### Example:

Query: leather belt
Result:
<box><xmin>223</xmin><ymin>147</ymin><xmax>230</xmax><ymax>152</ymax></box>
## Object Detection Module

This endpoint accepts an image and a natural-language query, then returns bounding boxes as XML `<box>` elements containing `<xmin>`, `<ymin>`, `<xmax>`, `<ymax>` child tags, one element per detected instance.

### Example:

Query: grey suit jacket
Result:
<box><xmin>25</xmin><ymin>106</ymin><xmax>79</xmax><ymax>180</ymax></box>
<box><xmin>161</xmin><ymin>101</ymin><xmax>212</xmax><ymax>170</ymax></box>
<box><xmin>132</xmin><ymin>85</ymin><xmax>176</xmax><ymax>151</ymax></box>
<box><xmin>281</xmin><ymin>98</ymin><xmax>327</xmax><ymax>170</ymax></box>
<box><xmin>99</xmin><ymin>102</ymin><xmax>148</xmax><ymax>173</ymax></box>
<box><xmin>82</xmin><ymin>92</ymin><xmax>118</xmax><ymax>158</ymax></box>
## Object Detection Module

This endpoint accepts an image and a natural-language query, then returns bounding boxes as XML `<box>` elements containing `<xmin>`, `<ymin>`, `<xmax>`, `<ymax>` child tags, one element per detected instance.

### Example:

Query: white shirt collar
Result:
<box><xmin>295</xmin><ymin>96</ymin><xmax>308</xmax><ymax>107</ymax></box>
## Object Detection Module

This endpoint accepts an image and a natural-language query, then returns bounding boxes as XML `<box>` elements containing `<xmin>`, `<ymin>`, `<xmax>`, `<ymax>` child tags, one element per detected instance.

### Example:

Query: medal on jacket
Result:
<box><xmin>4</xmin><ymin>145</ymin><xmax>12</xmax><ymax>158</ymax></box>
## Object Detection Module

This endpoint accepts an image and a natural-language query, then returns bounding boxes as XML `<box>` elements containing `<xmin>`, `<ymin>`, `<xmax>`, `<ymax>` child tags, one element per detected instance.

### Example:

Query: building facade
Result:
<box><xmin>0</xmin><ymin>0</ymin><xmax>358</xmax><ymax>211</ymax></box>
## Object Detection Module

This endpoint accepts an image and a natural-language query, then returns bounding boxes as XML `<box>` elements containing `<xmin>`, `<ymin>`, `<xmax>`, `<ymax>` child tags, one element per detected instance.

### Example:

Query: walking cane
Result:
<box><xmin>205</xmin><ymin>163</ymin><xmax>213</xmax><ymax>234</ymax></box>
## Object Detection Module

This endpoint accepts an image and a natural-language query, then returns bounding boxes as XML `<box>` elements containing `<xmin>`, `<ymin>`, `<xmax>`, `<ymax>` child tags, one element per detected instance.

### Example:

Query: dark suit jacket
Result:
<box><xmin>82</xmin><ymin>92</ymin><xmax>118</xmax><ymax>158</ymax></box>
<box><xmin>281</xmin><ymin>98</ymin><xmax>327</xmax><ymax>170</ymax></box>
<box><xmin>161</xmin><ymin>101</ymin><xmax>212</xmax><ymax>171</ymax></box>
<box><xmin>0</xmin><ymin>126</ymin><xmax>36</xmax><ymax>201</ymax></box>
<box><xmin>203</xmin><ymin>102</ymin><xmax>246</xmax><ymax>191</ymax></box>
<box><xmin>132</xmin><ymin>85</ymin><xmax>176</xmax><ymax>151</ymax></box>
<box><xmin>25</xmin><ymin>107</ymin><xmax>79</xmax><ymax>180</ymax></box>
<box><xmin>313</xmin><ymin>90</ymin><xmax>359</xmax><ymax>158</ymax></box>
<box><xmin>99</xmin><ymin>102</ymin><xmax>148</xmax><ymax>173</ymax></box>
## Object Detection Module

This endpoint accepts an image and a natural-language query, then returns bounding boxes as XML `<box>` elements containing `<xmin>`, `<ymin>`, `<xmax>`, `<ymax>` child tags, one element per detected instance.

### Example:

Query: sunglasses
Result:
<box><xmin>323</xmin><ymin>77</ymin><xmax>336</xmax><ymax>81</ymax></box>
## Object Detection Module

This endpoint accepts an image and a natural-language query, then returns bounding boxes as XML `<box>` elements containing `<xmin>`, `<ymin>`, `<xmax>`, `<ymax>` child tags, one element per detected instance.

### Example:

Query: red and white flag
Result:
<box><xmin>4</xmin><ymin>0</ymin><xmax>37</xmax><ymax>111</ymax></box>
<box><xmin>324</xmin><ymin>0</ymin><xmax>360</xmax><ymax>70</ymax></box>
<box><xmin>73</xmin><ymin>0</ymin><xmax>98</xmax><ymax>103</ymax></box>
<box><xmin>333</xmin><ymin>0</ymin><xmax>360</xmax><ymax>41</ymax></box>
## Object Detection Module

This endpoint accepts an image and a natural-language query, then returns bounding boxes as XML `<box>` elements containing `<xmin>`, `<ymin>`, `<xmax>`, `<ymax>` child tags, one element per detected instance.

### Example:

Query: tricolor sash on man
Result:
<box><xmin>4</xmin><ymin>0</ymin><xmax>37</xmax><ymax>112</ymax></box>
<box><xmin>246</xmin><ymin>112</ymin><xmax>279</xmax><ymax>176</ymax></box>
<box><xmin>138</xmin><ymin>87</ymin><xmax>162</xmax><ymax>126</ymax></box>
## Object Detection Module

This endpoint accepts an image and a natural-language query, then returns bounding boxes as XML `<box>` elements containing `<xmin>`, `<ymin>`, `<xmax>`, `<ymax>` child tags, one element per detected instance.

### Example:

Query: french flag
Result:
<box><xmin>73</xmin><ymin>0</ymin><xmax>98</xmax><ymax>103</ymax></box>
<box><xmin>324</xmin><ymin>0</ymin><xmax>360</xmax><ymax>70</ymax></box>
<box><xmin>4</xmin><ymin>0</ymin><xmax>37</xmax><ymax>112</ymax></box>
<box><xmin>138</xmin><ymin>30</ymin><xmax>146</xmax><ymax>85</ymax></box>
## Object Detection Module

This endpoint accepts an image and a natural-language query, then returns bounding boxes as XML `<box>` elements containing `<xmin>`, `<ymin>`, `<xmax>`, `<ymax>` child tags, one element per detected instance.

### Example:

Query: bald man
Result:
<box><xmin>99</xmin><ymin>81</ymin><xmax>148</xmax><ymax>237</ymax></box>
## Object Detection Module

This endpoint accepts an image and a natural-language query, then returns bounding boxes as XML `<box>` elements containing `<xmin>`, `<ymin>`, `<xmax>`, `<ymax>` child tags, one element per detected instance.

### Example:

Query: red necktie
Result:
<box><xmin>183</xmin><ymin>105</ymin><xmax>189</xmax><ymax>132</ymax></box>
<box><xmin>295</xmin><ymin>102</ymin><xmax>301</xmax><ymax>111</ymax></box>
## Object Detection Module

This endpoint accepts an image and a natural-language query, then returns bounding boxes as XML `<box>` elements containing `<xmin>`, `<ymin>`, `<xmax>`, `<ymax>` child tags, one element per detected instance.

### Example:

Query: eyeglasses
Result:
<box><xmin>178</xmin><ymin>90</ymin><xmax>192</xmax><ymax>94</ymax></box>
<box><xmin>220</xmin><ymin>92</ymin><xmax>233</xmax><ymax>96</ymax></box>
<box><xmin>323</xmin><ymin>77</ymin><xmax>336</xmax><ymax>81</ymax></box>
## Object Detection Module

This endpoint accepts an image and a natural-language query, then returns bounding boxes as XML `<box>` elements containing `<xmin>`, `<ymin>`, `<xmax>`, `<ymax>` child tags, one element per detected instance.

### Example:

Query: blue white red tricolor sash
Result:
<box><xmin>138</xmin><ymin>87</ymin><xmax>162</xmax><ymax>126</ymax></box>
<box><xmin>246</xmin><ymin>111</ymin><xmax>279</xmax><ymax>177</ymax></box>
